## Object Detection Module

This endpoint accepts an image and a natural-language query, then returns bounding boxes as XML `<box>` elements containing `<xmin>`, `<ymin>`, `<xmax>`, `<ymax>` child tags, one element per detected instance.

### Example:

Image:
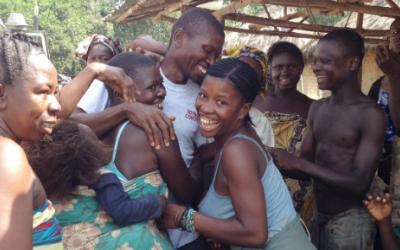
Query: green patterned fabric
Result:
<box><xmin>54</xmin><ymin>170</ymin><xmax>173</xmax><ymax>250</ymax></box>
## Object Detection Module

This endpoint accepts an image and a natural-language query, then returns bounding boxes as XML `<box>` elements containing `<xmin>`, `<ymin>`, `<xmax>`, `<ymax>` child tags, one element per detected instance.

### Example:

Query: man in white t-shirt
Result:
<box><xmin>71</xmin><ymin>8</ymin><xmax>225</xmax><ymax>249</ymax></box>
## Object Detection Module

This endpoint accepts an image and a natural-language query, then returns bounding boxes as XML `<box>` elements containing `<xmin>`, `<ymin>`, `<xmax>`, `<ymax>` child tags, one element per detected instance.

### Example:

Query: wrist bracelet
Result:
<box><xmin>182</xmin><ymin>208</ymin><xmax>197</xmax><ymax>232</ymax></box>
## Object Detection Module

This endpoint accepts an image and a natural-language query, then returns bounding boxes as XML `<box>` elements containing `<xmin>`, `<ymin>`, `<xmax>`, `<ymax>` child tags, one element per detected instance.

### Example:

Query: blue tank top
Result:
<box><xmin>102</xmin><ymin>121</ymin><xmax>130</xmax><ymax>181</ymax></box>
<box><xmin>198</xmin><ymin>134</ymin><xmax>296</xmax><ymax>241</ymax></box>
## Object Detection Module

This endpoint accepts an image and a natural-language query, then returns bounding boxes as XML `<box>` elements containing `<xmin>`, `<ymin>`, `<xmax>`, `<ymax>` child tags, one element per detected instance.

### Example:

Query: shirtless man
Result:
<box><xmin>269</xmin><ymin>29</ymin><xmax>386</xmax><ymax>249</ymax></box>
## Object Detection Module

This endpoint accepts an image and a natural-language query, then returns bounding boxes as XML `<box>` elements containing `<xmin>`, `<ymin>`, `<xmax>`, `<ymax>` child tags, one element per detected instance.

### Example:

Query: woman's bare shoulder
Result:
<box><xmin>0</xmin><ymin>136</ymin><xmax>33</xmax><ymax>192</ymax></box>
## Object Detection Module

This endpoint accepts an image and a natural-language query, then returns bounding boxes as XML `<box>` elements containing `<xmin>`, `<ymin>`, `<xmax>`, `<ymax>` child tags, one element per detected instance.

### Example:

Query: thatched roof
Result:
<box><xmin>105</xmin><ymin>0</ymin><xmax>400</xmax><ymax>44</ymax></box>
<box><xmin>224</xmin><ymin>0</ymin><xmax>396</xmax><ymax>58</ymax></box>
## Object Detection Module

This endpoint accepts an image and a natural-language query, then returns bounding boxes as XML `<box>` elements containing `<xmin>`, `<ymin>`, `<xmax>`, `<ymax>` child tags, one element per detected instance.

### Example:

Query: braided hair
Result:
<box><xmin>206</xmin><ymin>58</ymin><xmax>260</xmax><ymax>123</ymax></box>
<box><xmin>207</xmin><ymin>57</ymin><xmax>261</xmax><ymax>103</ymax></box>
<box><xmin>0</xmin><ymin>32</ymin><xmax>44</xmax><ymax>85</ymax></box>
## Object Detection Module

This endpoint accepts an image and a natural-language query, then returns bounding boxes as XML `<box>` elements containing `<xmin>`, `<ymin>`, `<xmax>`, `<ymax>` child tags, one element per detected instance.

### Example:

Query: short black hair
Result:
<box><xmin>390</xmin><ymin>18</ymin><xmax>400</xmax><ymax>29</ymax></box>
<box><xmin>26</xmin><ymin>121</ymin><xmax>108</xmax><ymax>199</ymax></box>
<box><xmin>207</xmin><ymin>58</ymin><xmax>260</xmax><ymax>103</ymax></box>
<box><xmin>170</xmin><ymin>8</ymin><xmax>224</xmax><ymax>44</ymax></box>
<box><xmin>107</xmin><ymin>52</ymin><xmax>157</xmax><ymax>79</ymax></box>
<box><xmin>319</xmin><ymin>28</ymin><xmax>364</xmax><ymax>61</ymax></box>
<box><xmin>0</xmin><ymin>32</ymin><xmax>44</xmax><ymax>85</ymax></box>
<box><xmin>267</xmin><ymin>41</ymin><xmax>304</xmax><ymax>66</ymax></box>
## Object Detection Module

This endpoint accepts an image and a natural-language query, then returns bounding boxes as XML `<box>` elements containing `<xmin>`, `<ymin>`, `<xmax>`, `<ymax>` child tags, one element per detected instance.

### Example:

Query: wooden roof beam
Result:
<box><xmin>263</xmin><ymin>4</ymin><xmax>279</xmax><ymax>32</ymax></box>
<box><xmin>154</xmin><ymin>0</ymin><xmax>192</xmax><ymax>19</ymax></box>
<box><xmin>264</xmin><ymin>0</ymin><xmax>400</xmax><ymax>18</ymax></box>
<box><xmin>224</xmin><ymin>13</ymin><xmax>387</xmax><ymax>36</ymax></box>
<box><xmin>385</xmin><ymin>0</ymin><xmax>400</xmax><ymax>9</ymax></box>
<box><xmin>288</xmin><ymin>16</ymin><xmax>308</xmax><ymax>32</ymax></box>
<box><xmin>115</xmin><ymin>0</ymin><xmax>151</xmax><ymax>23</ymax></box>
<box><xmin>225</xmin><ymin>26</ymin><xmax>384</xmax><ymax>44</ymax></box>
<box><xmin>356</xmin><ymin>13</ymin><xmax>364</xmax><ymax>31</ymax></box>
<box><xmin>212</xmin><ymin>0</ymin><xmax>264</xmax><ymax>20</ymax></box>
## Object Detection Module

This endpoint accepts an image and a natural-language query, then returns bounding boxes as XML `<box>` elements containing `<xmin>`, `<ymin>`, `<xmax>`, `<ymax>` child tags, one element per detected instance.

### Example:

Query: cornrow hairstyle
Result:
<box><xmin>206</xmin><ymin>58</ymin><xmax>260</xmax><ymax>123</ymax></box>
<box><xmin>319</xmin><ymin>28</ymin><xmax>364</xmax><ymax>62</ymax></box>
<box><xmin>207</xmin><ymin>57</ymin><xmax>261</xmax><ymax>103</ymax></box>
<box><xmin>0</xmin><ymin>32</ymin><xmax>44</xmax><ymax>85</ymax></box>
<box><xmin>26</xmin><ymin>120</ymin><xmax>109</xmax><ymax>199</ymax></box>
<box><xmin>267</xmin><ymin>41</ymin><xmax>304</xmax><ymax>67</ymax></box>
<box><xmin>169</xmin><ymin>8</ymin><xmax>224</xmax><ymax>46</ymax></box>
<box><xmin>84</xmin><ymin>34</ymin><xmax>121</xmax><ymax>61</ymax></box>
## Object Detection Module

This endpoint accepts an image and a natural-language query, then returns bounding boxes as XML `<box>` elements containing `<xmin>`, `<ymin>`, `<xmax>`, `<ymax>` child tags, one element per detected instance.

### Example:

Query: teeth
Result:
<box><xmin>199</xmin><ymin>66</ymin><xmax>206</xmax><ymax>74</ymax></box>
<box><xmin>43</xmin><ymin>123</ymin><xmax>55</xmax><ymax>129</ymax></box>
<box><xmin>200</xmin><ymin>117</ymin><xmax>217</xmax><ymax>125</ymax></box>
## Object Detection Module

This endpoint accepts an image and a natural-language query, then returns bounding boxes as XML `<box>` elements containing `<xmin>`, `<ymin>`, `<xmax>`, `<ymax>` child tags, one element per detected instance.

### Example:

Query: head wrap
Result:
<box><xmin>84</xmin><ymin>34</ymin><xmax>121</xmax><ymax>60</ymax></box>
<box><xmin>225</xmin><ymin>45</ymin><xmax>268</xmax><ymax>94</ymax></box>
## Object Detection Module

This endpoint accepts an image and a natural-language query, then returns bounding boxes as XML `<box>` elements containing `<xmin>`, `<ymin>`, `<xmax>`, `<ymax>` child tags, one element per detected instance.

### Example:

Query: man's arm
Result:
<box><xmin>156</xmin><ymin>139</ymin><xmax>202</xmax><ymax>205</ymax></box>
<box><xmin>70</xmin><ymin>106</ymin><xmax>127</xmax><ymax>138</ymax></box>
<box><xmin>71</xmin><ymin>101</ymin><xmax>175</xmax><ymax>148</ymax></box>
<box><xmin>272</xmin><ymin>106</ymin><xmax>386</xmax><ymax>196</ymax></box>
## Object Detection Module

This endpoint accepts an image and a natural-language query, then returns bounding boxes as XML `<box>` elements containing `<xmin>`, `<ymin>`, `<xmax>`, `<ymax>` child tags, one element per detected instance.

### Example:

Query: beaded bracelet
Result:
<box><xmin>180</xmin><ymin>208</ymin><xmax>197</xmax><ymax>232</ymax></box>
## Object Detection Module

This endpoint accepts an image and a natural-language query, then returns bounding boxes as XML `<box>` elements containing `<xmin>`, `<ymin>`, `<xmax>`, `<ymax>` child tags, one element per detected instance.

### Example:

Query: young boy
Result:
<box><xmin>270</xmin><ymin>29</ymin><xmax>386</xmax><ymax>249</ymax></box>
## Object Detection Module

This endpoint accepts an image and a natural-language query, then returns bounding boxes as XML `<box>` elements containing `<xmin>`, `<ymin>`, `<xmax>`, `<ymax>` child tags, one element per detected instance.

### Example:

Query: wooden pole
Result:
<box><xmin>225</xmin><ymin>26</ymin><xmax>385</xmax><ymax>44</ymax></box>
<box><xmin>385</xmin><ymin>0</ymin><xmax>400</xmax><ymax>9</ymax></box>
<box><xmin>264</xmin><ymin>0</ymin><xmax>400</xmax><ymax>18</ymax></box>
<box><xmin>356</xmin><ymin>13</ymin><xmax>364</xmax><ymax>32</ymax></box>
<box><xmin>224</xmin><ymin>13</ymin><xmax>387</xmax><ymax>36</ymax></box>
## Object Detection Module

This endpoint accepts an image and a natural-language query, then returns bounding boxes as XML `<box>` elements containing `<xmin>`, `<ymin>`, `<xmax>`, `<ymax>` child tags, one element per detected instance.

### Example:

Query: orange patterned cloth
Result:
<box><xmin>264</xmin><ymin>111</ymin><xmax>314</xmax><ymax>225</ymax></box>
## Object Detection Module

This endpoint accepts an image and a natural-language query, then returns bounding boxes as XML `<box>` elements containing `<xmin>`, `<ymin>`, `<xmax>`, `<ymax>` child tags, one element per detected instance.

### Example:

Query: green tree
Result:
<box><xmin>0</xmin><ymin>0</ymin><xmax>171</xmax><ymax>76</ymax></box>
<box><xmin>0</xmin><ymin>0</ymin><xmax>112</xmax><ymax>76</ymax></box>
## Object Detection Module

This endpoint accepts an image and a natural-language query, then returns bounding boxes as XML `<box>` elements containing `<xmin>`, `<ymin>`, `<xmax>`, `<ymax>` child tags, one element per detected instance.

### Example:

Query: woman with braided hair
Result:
<box><xmin>0</xmin><ymin>32</ymin><xmax>135</xmax><ymax>249</ymax></box>
<box><xmin>160</xmin><ymin>58</ymin><xmax>314</xmax><ymax>250</ymax></box>
<box><xmin>224</xmin><ymin>45</ymin><xmax>275</xmax><ymax>148</ymax></box>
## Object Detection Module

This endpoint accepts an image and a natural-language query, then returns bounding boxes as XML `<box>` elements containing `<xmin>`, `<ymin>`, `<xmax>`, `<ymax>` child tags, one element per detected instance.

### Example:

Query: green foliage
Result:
<box><xmin>313</xmin><ymin>13</ymin><xmax>345</xmax><ymax>26</ymax></box>
<box><xmin>114</xmin><ymin>20</ymin><xmax>172</xmax><ymax>46</ymax></box>
<box><xmin>0</xmin><ymin>0</ymin><xmax>171</xmax><ymax>76</ymax></box>
<box><xmin>0</xmin><ymin>0</ymin><xmax>110</xmax><ymax>75</ymax></box>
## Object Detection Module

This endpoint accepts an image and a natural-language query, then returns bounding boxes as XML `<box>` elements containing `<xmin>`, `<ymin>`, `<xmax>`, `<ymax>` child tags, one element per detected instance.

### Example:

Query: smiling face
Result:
<box><xmin>86</xmin><ymin>44</ymin><xmax>114</xmax><ymax>64</ymax></box>
<box><xmin>176</xmin><ymin>27</ymin><xmax>224</xmax><ymax>84</ymax></box>
<box><xmin>134</xmin><ymin>66</ymin><xmax>166</xmax><ymax>109</ymax></box>
<box><xmin>312</xmin><ymin>40</ymin><xmax>353</xmax><ymax>90</ymax></box>
<box><xmin>195</xmin><ymin>75</ymin><xmax>249</xmax><ymax>138</ymax></box>
<box><xmin>1</xmin><ymin>53</ymin><xmax>61</xmax><ymax>141</ymax></box>
<box><xmin>270</xmin><ymin>52</ymin><xmax>303</xmax><ymax>90</ymax></box>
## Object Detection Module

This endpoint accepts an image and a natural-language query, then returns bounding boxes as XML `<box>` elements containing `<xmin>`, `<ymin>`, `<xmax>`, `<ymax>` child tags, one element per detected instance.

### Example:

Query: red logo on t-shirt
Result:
<box><xmin>185</xmin><ymin>109</ymin><xmax>198</xmax><ymax>122</ymax></box>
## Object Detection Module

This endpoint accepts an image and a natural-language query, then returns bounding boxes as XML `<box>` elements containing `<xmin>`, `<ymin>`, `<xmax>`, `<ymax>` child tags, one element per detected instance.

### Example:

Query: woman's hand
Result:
<box><xmin>89</xmin><ymin>63</ymin><xmax>139</xmax><ymax>103</ymax></box>
<box><xmin>159</xmin><ymin>204</ymin><xmax>186</xmax><ymax>229</ymax></box>
<box><xmin>364</xmin><ymin>191</ymin><xmax>392</xmax><ymax>222</ymax></box>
